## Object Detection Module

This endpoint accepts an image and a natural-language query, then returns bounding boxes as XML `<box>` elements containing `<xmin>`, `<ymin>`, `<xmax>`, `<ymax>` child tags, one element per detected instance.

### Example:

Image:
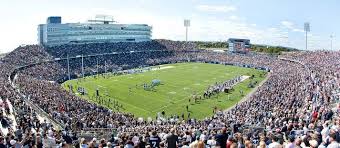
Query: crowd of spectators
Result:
<box><xmin>0</xmin><ymin>41</ymin><xmax>338</xmax><ymax>148</ymax></box>
<box><xmin>46</xmin><ymin>39</ymin><xmax>197</xmax><ymax>58</ymax></box>
<box><xmin>0</xmin><ymin>50</ymin><xmax>66</xmax><ymax>147</ymax></box>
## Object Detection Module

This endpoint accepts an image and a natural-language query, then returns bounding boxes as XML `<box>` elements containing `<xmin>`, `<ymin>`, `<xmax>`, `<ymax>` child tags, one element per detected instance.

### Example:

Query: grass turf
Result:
<box><xmin>62</xmin><ymin>62</ymin><xmax>266</xmax><ymax>119</ymax></box>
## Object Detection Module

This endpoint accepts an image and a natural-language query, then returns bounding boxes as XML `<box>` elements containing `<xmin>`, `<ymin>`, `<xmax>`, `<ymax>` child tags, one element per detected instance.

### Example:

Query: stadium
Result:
<box><xmin>0</xmin><ymin>14</ymin><xmax>339</xmax><ymax>148</ymax></box>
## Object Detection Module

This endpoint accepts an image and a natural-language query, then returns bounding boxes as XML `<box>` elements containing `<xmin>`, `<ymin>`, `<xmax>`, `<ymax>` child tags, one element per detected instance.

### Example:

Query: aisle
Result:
<box><xmin>0</xmin><ymin>98</ymin><xmax>17</xmax><ymax>135</ymax></box>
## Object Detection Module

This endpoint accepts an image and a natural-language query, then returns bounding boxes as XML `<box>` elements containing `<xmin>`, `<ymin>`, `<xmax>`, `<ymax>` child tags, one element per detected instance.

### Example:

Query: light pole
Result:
<box><xmin>304</xmin><ymin>22</ymin><xmax>310</xmax><ymax>50</ymax></box>
<box><xmin>184</xmin><ymin>19</ymin><xmax>190</xmax><ymax>42</ymax></box>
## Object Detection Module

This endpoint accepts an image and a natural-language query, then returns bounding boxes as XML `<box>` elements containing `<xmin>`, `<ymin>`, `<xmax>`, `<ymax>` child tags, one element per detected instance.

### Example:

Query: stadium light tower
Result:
<box><xmin>304</xmin><ymin>22</ymin><xmax>310</xmax><ymax>50</ymax></box>
<box><xmin>104</xmin><ymin>61</ymin><xmax>107</xmax><ymax>74</ymax></box>
<box><xmin>184</xmin><ymin>19</ymin><xmax>190</xmax><ymax>42</ymax></box>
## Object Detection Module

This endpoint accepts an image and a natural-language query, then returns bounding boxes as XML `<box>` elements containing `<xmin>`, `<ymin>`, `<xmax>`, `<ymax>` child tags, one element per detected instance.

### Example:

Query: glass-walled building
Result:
<box><xmin>38</xmin><ymin>16</ymin><xmax>152</xmax><ymax>46</ymax></box>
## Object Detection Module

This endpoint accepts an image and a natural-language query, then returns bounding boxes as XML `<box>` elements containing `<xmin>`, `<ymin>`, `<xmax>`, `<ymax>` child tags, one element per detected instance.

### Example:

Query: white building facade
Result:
<box><xmin>38</xmin><ymin>16</ymin><xmax>152</xmax><ymax>46</ymax></box>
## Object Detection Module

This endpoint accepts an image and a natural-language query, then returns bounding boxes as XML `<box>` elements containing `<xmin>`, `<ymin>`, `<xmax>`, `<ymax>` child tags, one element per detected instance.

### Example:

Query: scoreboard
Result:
<box><xmin>227</xmin><ymin>38</ymin><xmax>251</xmax><ymax>53</ymax></box>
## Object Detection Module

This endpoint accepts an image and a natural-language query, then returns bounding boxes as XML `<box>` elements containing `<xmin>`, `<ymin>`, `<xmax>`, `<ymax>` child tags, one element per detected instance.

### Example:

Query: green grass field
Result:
<box><xmin>62</xmin><ymin>63</ymin><xmax>266</xmax><ymax>119</ymax></box>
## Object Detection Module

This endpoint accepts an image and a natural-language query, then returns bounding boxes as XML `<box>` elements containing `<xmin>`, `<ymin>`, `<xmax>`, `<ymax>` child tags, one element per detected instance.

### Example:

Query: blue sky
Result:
<box><xmin>0</xmin><ymin>0</ymin><xmax>339</xmax><ymax>53</ymax></box>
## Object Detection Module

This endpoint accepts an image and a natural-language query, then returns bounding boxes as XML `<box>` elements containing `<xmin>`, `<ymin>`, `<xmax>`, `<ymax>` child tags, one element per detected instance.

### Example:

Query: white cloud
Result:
<box><xmin>196</xmin><ymin>5</ymin><xmax>236</xmax><ymax>13</ymax></box>
<box><xmin>281</xmin><ymin>21</ymin><xmax>294</xmax><ymax>29</ymax></box>
<box><xmin>281</xmin><ymin>20</ymin><xmax>304</xmax><ymax>33</ymax></box>
<box><xmin>293</xmin><ymin>28</ymin><xmax>304</xmax><ymax>32</ymax></box>
<box><xmin>268</xmin><ymin>28</ymin><xmax>279</xmax><ymax>32</ymax></box>
<box><xmin>229</xmin><ymin>15</ymin><xmax>239</xmax><ymax>20</ymax></box>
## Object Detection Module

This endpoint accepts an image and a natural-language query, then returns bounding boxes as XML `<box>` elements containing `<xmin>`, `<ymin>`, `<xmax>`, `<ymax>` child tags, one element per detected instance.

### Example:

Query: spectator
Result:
<box><xmin>166</xmin><ymin>128</ymin><xmax>178</xmax><ymax>148</ymax></box>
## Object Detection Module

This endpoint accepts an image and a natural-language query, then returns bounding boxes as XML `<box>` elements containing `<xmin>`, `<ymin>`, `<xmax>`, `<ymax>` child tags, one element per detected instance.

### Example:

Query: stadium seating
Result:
<box><xmin>0</xmin><ymin>41</ymin><xmax>339</xmax><ymax>147</ymax></box>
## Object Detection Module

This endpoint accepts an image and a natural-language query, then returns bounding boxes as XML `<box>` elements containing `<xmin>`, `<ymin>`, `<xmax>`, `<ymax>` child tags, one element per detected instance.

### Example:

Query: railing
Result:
<box><xmin>9</xmin><ymin>74</ymin><xmax>65</xmax><ymax>130</ymax></box>
<box><xmin>77</xmin><ymin>128</ymin><xmax>117</xmax><ymax>140</ymax></box>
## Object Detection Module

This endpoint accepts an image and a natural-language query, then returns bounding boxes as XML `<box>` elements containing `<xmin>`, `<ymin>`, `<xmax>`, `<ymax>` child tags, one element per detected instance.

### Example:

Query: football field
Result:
<box><xmin>62</xmin><ymin>62</ymin><xmax>267</xmax><ymax>119</ymax></box>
